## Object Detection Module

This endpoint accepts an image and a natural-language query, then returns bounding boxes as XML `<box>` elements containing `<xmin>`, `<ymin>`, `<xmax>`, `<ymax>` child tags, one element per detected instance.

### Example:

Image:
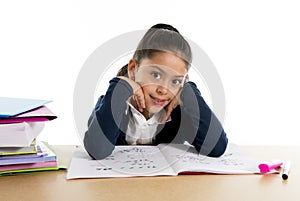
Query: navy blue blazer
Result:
<box><xmin>84</xmin><ymin>77</ymin><xmax>228</xmax><ymax>159</ymax></box>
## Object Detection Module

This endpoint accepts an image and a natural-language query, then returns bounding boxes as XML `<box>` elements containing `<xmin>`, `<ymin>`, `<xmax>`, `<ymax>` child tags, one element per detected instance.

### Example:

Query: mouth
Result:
<box><xmin>149</xmin><ymin>95</ymin><xmax>168</xmax><ymax>106</ymax></box>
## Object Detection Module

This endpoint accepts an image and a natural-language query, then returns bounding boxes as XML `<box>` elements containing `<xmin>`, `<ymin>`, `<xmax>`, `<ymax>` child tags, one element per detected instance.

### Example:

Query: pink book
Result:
<box><xmin>0</xmin><ymin>106</ymin><xmax>57</xmax><ymax>124</ymax></box>
<box><xmin>0</xmin><ymin>160</ymin><xmax>57</xmax><ymax>171</ymax></box>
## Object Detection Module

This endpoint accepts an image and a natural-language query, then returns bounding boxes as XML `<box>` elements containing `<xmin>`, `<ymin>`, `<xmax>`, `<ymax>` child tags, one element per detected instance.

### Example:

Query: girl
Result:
<box><xmin>84</xmin><ymin>24</ymin><xmax>228</xmax><ymax>160</ymax></box>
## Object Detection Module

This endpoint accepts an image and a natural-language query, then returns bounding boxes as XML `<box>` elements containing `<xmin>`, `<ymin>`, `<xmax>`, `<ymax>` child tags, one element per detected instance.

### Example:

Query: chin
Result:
<box><xmin>147</xmin><ymin>105</ymin><xmax>164</xmax><ymax>114</ymax></box>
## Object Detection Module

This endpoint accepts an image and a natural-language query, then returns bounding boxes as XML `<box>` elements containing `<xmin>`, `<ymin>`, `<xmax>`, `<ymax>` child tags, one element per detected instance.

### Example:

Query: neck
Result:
<box><xmin>142</xmin><ymin>109</ymin><xmax>153</xmax><ymax>120</ymax></box>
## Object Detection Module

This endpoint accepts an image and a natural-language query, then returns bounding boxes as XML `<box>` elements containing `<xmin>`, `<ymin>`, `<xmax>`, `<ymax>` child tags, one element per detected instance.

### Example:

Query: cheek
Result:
<box><xmin>141</xmin><ymin>85</ymin><xmax>150</xmax><ymax>93</ymax></box>
<box><xmin>168</xmin><ymin>89</ymin><xmax>178</xmax><ymax>97</ymax></box>
<box><xmin>141</xmin><ymin>86</ymin><xmax>153</xmax><ymax>103</ymax></box>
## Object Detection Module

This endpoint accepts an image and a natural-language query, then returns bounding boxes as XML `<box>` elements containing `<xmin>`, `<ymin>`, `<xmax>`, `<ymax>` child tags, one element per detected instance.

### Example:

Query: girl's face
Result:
<box><xmin>128</xmin><ymin>52</ymin><xmax>188</xmax><ymax>115</ymax></box>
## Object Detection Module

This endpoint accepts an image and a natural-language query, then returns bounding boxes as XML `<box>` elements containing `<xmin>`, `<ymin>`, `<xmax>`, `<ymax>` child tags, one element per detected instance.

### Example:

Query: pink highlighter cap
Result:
<box><xmin>258</xmin><ymin>162</ymin><xmax>283</xmax><ymax>173</ymax></box>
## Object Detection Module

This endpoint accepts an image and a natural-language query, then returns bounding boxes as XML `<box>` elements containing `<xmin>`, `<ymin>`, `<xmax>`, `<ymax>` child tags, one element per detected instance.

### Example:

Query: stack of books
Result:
<box><xmin>0</xmin><ymin>97</ymin><xmax>60</xmax><ymax>175</ymax></box>
<box><xmin>0</xmin><ymin>141</ymin><xmax>60</xmax><ymax>174</ymax></box>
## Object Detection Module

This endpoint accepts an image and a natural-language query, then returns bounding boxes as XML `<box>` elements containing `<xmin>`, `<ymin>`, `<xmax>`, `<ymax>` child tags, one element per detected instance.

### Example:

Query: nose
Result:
<box><xmin>156</xmin><ymin>85</ymin><xmax>168</xmax><ymax>95</ymax></box>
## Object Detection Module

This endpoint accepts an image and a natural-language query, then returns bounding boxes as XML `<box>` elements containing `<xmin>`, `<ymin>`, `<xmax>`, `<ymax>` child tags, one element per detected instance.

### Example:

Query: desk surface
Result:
<box><xmin>0</xmin><ymin>145</ymin><xmax>299</xmax><ymax>201</ymax></box>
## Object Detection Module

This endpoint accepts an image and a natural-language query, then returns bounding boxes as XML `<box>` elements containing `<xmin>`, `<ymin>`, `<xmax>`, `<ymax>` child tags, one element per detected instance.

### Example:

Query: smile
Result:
<box><xmin>150</xmin><ymin>95</ymin><xmax>167</xmax><ymax>106</ymax></box>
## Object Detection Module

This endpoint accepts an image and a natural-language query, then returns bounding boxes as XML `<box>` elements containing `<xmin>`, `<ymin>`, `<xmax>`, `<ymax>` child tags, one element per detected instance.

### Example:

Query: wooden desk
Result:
<box><xmin>0</xmin><ymin>145</ymin><xmax>299</xmax><ymax>201</ymax></box>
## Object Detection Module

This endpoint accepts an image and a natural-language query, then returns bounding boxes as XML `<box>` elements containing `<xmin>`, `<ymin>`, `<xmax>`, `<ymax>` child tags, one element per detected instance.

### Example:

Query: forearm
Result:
<box><xmin>84</xmin><ymin>77</ymin><xmax>133</xmax><ymax>159</ymax></box>
<box><xmin>180</xmin><ymin>81</ymin><xmax>228</xmax><ymax>157</ymax></box>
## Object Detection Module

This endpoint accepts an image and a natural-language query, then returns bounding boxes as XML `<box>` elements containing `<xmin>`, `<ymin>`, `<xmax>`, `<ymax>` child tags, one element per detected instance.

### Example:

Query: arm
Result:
<box><xmin>83</xmin><ymin>77</ymin><xmax>133</xmax><ymax>159</ymax></box>
<box><xmin>179</xmin><ymin>81</ymin><xmax>228</xmax><ymax>157</ymax></box>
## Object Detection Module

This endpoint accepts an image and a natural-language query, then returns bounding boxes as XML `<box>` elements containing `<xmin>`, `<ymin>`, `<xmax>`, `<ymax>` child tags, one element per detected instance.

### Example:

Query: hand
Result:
<box><xmin>118</xmin><ymin>76</ymin><xmax>146</xmax><ymax>112</ymax></box>
<box><xmin>164</xmin><ymin>75</ymin><xmax>189</xmax><ymax>121</ymax></box>
<box><xmin>164</xmin><ymin>89</ymin><xmax>182</xmax><ymax>122</ymax></box>
<box><xmin>131</xmin><ymin>88</ymin><xmax>146</xmax><ymax>112</ymax></box>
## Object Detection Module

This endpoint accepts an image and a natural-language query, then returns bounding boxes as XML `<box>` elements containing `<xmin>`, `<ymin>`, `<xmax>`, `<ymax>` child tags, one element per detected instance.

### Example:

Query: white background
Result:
<box><xmin>1</xmin><ymin>0</ymin><xmax>300</xmax><ymax>145</ymax></box>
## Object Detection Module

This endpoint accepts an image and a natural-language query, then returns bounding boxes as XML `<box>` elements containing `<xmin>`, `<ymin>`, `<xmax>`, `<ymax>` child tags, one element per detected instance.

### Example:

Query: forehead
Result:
<box><xmin>138</xmin><ymin>52</ymin><xmax>188</xmax><ymax>75</ymax></box>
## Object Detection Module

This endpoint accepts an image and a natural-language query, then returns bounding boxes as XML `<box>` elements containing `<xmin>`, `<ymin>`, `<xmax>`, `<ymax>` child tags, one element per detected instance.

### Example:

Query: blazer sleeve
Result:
<box><xmin>83</xmin><ymin>77</ymin><xmax>133</xmax><ymax>159</ymax></box>
<box><xmin>179</xmin><ymin>81</ymin><xmax>228</xmax><ymax>157</ymax></box>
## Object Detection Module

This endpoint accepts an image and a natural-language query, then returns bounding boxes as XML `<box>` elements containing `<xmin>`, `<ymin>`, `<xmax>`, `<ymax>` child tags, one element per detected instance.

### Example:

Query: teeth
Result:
<box><xmin>151</xmin><ymin>95</ymin><xmax>165</xmax><ymax>103</ymax></box>
<box><xmin>154</xmin><ymin>97</ymin><xmax>162</xmax><ymax>102</ymax></box>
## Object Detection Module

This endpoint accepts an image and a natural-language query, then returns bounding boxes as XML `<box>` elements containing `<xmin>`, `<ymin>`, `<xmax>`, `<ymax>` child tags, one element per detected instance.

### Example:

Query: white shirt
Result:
<box><xmin>125</xmin><ymin>101</ymin><xmax>171</xmax><ymax>145</ymax></box>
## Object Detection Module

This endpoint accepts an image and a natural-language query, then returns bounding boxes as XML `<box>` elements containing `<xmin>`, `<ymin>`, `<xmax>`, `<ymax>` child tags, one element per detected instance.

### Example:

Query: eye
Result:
<box><xmin>172</xmin><ymin>79</ymin><xmax>182</xmax><ymax>86</ymax></box>
<box><xmin>151</xmin><ymin>72</ymin><xmax>161</xmax><ymax>80</ymax></box>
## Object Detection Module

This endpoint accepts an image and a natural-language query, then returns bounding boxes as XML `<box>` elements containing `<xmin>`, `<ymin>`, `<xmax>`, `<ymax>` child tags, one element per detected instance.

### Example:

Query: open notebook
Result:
<box><xmin>67</xmin><ymin>143</ymin><xmax>261</xmax><ymax>179</ymax></box>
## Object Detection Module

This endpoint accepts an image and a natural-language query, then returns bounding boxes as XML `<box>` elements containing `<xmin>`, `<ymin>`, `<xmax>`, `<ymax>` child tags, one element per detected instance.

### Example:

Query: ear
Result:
<box><xmin>127</xmin><ymin>59</ymin><xmax>137</xmax><ymax>80</ymax></box>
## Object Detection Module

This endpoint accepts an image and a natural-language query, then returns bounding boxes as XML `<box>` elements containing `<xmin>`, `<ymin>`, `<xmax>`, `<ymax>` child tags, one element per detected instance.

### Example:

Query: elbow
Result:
<box><xmin>83</xmin><ymin>111</ymin><xmax>116</xmax><ymax>160</ymax></box>
<box><xmin>207</xmin><ymin>132</ymin><xmax>228</xmax><ymax>157</ymax></box>
<box><xmin>207</xmin><ymin>144</ymin><xmax>227</xmax><ymax>157</ymax></box>
<box><xmin>83</xmin><ymin>130</ymin><xmax>115</xmax><ymax>160</ymax></box>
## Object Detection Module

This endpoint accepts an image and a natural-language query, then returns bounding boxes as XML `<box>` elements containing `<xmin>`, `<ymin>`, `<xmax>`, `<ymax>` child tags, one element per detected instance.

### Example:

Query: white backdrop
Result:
<box><xmin>1</xmin><ymin>0</ymin><xmax>300</xmax><ymax>145</ymax></box>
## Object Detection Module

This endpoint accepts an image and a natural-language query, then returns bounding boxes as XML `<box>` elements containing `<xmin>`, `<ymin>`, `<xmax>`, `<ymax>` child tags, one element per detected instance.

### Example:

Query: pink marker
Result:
<box><xmin>258</xmin><ymin>161</ymin><xmax>283</xmax><ymax>173</ymax></box>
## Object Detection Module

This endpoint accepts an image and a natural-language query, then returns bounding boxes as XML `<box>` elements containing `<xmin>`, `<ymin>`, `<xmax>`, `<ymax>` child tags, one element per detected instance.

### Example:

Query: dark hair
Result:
<box><xmin>117</xmin><ymin>23</ymin><xmax>192</xmax><ymax>76</ymax></box>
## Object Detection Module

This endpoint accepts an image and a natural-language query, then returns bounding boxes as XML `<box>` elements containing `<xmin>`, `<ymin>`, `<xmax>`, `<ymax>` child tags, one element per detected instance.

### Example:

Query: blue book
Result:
<box><xmin>0</xmin><ymin>97</ymin><xmax>51</xmax><ymax>118</ymax></box>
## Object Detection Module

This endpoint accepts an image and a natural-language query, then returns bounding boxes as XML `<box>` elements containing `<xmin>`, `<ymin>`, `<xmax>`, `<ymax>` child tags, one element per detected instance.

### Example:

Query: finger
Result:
<box><xmin>133</xmin><ymin>86</ymin><xmax>146</xmax><ymax>109</ymax></box>
<box><xmin>135</xmin><ymin>95</ymin><xmax>143</xmax><ymax>112</ymax></box>
<box><xmin>174</xmin><ymin>92</ymin><xmax>182</xmax><ymax>106</ymax></box>
<box><xmin>140</xmin><ymin>97</ymin><xmax>146</xmax><ymax>109</ymax></box>
<box><xmin>170</xmin><ymin>96</ymin><xmax>179</xmax><ymax>108</ymax></box>
<box><xmin>137</xmin><ymin>95</ymin><xmax>144</xmax><ymax>108</ymax></box>
<box><xmin>132</xmin><ymin>95</ymin><xmax>140</xmax><ymax>111</ymax></box>
<box><xmin>173</xmin><ymin>101</ymin><xmax>179</xmax><ymax>109</ymax></box>
<box><xmin>164</xmin><ymin>104</ymin><xmax>173</xmax><ymax>122</ymax></box>
<box><xmin>135</xmin><ymin>94</ymin><xmax>145</xmax><ymax>112</ymax></box>
<box><xmin>136</xmin><ymin>94</ymin><xmax>145</xmax><ymax>109</ymax></box>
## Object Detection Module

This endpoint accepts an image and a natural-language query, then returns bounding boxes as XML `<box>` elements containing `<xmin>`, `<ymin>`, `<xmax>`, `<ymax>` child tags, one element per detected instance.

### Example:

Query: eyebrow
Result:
<box><xmin>147</xmin><ymin>65</ymin><xmax>186</xmax><ymax>78</ymax></box>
